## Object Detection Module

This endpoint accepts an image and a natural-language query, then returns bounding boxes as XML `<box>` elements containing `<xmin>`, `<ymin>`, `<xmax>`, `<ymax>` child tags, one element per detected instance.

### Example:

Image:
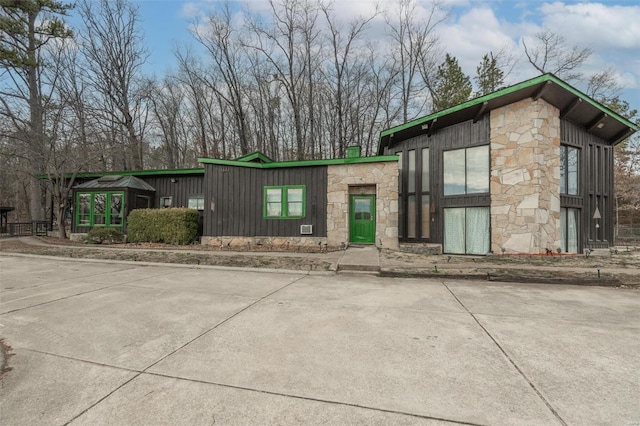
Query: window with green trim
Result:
<box><xmin>264</xmin><ymin>186</ymin><xmax>305</xmax><ymax>219</ymax></box>
<box><xmin>75</xmin><ymin>192</ymin><xmax>125</xmax><ymax>227</ymax></box>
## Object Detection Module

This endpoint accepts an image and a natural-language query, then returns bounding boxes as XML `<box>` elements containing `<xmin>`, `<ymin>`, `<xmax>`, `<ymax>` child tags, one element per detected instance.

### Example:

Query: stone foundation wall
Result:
<box><xmin>327</xmin><ymin>162</ymin><xmax>399</xmax><ymax>249</ymax></box>
<box><xmin>490</xmin><ymin>98</ymin><xmax>561</xmax><ymax>254</ymax></box>
<box><xmin>201</xmin><ymin>236</ymin><xmax>336</xmax><ymax>252</ymax></box>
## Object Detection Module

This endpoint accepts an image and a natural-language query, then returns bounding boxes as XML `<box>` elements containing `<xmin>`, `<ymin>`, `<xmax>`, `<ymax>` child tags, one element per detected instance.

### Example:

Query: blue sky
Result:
<box><xmin>73</xmin><ymin>0</ymin><xmax>640</xmax><ymax>120</ymax></box>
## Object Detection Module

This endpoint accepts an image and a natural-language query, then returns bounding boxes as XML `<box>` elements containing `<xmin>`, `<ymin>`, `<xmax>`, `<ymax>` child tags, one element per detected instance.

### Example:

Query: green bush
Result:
<box><xmin>85</xmin><ymin>227</ymin><xmax>125</xmax><ymax>244</ymax></box>
<box><xmin>127</xmin><ymin>208</ymin><xmax>199</xmax><ymax>245</ymax></box>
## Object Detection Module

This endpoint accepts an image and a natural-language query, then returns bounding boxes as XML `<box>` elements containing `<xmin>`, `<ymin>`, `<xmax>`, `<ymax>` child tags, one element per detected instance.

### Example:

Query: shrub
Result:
<box><xmin>85</xmin><ymin>227</ymin><xmax>125</xmax><ymax>244</ymax></box>
<box><xmin>127</xmin><ymin>208</ymin><xmax>199</xmax><ymax>245</ymax></box>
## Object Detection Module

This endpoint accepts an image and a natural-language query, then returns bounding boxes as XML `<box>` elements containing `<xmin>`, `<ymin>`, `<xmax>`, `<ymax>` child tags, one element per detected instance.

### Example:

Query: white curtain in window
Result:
<box><xmin>444</xmin><ymin>208</ymin><xmax>465</xmax><ymax>254</ymax></box>
<box><xmin>561</xmin><ymin>208</ymin><xmax>580</xmax><ymax>253</ymax></box>
<box><xmin>567</xmin><ymin>208</ymin><xmax>578</xmax><ymax>253</ymax></box>
<box><xmin>560</xmin><ymin>208</ymin><xmax>567</xmax><ymax>252</ymax></box>
<box><xmin>466</xmin><ymin>207</ymin><xmax>490</xmax><ymax>254</ymax></box>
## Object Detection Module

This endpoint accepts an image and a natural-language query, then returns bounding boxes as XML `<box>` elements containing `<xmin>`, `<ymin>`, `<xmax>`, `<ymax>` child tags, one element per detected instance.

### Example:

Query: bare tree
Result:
<box><xmin>522</xmin><ymin>28</ymin><xmax>592</xmax><ymax>82</ymax></box>
<box><xmin>321</xmin><ymin>2</ymin><xmax>378</xmax><ymax>157</ymax></box>
<box><xmin>78</xmin><ymin>0</ymin><xmax>149</xmax><ymax>170</ymax></box>
<box><xmin>175</xmin><ymin>48</ymin><xmax>219</xmax><ymax>158</ymax></box>
<box><xmin>247</xmin><ymin>0</ymin><xmax>318</xmax><ymax>159</ymax></box>
<box><xmin>192</xmin><ymin>2</ymin><xmax>253</xmax><ymax>156</ymax></box>
<box><xmin>586</xmin><ymin>67</ymin><xmax>621</xmax><ymax>102</ymax></box>
<box><xmin>149</xmin><ymin>77</ymin><xmax>186</xmax><ymax>168</ymax></box>
<box><xmin>386</xmin><ymin>0</ymin><xmax>446</xmax><ymax>122</ymax></box>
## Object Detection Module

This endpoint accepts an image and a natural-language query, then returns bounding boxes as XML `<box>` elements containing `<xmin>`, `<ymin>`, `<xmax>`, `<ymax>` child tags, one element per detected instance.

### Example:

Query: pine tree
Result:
<box><xmin>475</xmin><ymin>52</ymin><xmax>504</xmax><ymax>96</ymax></box>
<box><xmin>1</xmin><ymin>0</ymin><xmax>73</xmax><ymax>220</ymax></box>
<box><xmin>431</xmin><ymin>53</ymin><xmax>472</xmax><ymax>111</ymax></box>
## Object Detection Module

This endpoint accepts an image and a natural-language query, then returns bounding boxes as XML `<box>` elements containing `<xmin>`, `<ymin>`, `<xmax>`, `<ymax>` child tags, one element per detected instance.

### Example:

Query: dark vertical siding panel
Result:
<box><xmin>202</xmin><ymin>164</ymin><xmax>327</xmax><ymax>238</ymax></box>
<box><xmin>142</xmin><ymin>174</ymin><xmax>204</xmax><ymax>209</ymax></box>
<box><xmin>382</xmin><ymin>116</ymin><xmax>490</xmax><ymax>245</ymax></box>
<box><xmin>562</xmin><ymin>119</ymin><xmax>613</xmax><ymax>248</ymax></box>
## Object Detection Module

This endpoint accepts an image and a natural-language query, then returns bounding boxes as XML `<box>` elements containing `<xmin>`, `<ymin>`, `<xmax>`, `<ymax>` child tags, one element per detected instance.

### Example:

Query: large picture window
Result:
<box><xmin>443</xmin><ymin>207</ymin><xmax>490</xmax><ymax>254</ymax></box>
<box><xmin>443</xmin><ymin>145</ymin><xmax>489</xmax><ymax>195</ymax></box>
<box><xmin>75</xmin><ymin>192</ymin><xmax>125</xmax><ymax>227</ymax></box>
<box><xmin>264</xmin><ymin>186</ymin><xmax>305</xmax><ymax>219</ymax></box>
<box><xmin>560</xmin><ymin>145</ymin><xmax>579</xmax><ymax>195</ymax></box>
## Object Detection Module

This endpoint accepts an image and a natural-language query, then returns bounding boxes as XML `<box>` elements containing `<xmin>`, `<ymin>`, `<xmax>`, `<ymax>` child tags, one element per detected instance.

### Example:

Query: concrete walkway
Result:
<box><xmin>1</xmin><ymin>256</ymin><xmax>638</xmax><ymax>425</ymax></box>
<box><xmin>337</xmin><ymin>245</ymin><xmax>381</xmax><ymax>272</ymax></box>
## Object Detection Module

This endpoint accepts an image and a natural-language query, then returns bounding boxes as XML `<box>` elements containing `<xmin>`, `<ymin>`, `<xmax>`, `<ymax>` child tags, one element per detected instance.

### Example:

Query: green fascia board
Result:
<box><xmin>379</xmin><ymin>73</ymin><xmax>638</xmax><ymax>139</ymax></box>
<box><xmin>235</xmin><ymin>151</ymin><xmax>274</xmax><ymax>163</ymax></box>
<box><xmin>39</xmin><ymin>167</ymin><xmax>205</xmax><ymax>180</ymax></box>
<box><xmin>198</xmin><ymin>155</ymin><xmax>398</xmax><ymax>169</ymax></box>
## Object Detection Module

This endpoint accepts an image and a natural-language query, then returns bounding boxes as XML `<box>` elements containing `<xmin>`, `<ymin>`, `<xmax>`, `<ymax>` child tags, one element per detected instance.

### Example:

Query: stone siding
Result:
<box><xmin>201</xmin><ymin>236</ymin><xmax>333</xmax><ymax>252</ymax></box>
<box><xmin>327</xmin><ymin>162</ymin><xmax>399</xmax><ymax>249</ymax></box>
<box><xmin>490</xmin><ymin>98</ymin><xmax>561</xmax><ymax>254</ymax></box>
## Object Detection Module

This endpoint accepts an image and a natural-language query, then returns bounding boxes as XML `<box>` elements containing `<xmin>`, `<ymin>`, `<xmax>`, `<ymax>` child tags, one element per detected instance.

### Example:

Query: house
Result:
<box><xmin>69</xmin><ymin>147</ymin><xmax>399</xmax><ymax>250</ymax></box>
<box><xmin>378</xmin><ymin>73</ymin><xmax>638</xmax><ymax>254</ymax></box>
<box><xmin>66</xmin><ymin>73</ymin><xmax>636</xmax><ymax>255</ymax></box>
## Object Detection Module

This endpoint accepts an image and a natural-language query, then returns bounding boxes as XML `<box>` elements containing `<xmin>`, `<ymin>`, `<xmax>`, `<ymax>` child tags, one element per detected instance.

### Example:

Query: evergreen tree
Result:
<box><xmin>431</xmin><ymin>53</ymin><xmax>472</xmax><ymax>111</ymax></box>
<box><xmin>475</xmin><ymin>52</ymin><xmax>504</xmax><ymax>96</ymax></box>
<box><xmin>0</xmin><ymin>0</ymin><xmax>73</xmax><ymax>220</ymax></box>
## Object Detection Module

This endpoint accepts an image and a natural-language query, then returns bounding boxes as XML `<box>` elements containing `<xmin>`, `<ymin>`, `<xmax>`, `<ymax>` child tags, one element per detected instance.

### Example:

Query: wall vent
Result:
<box><xmin>300</xmin><ymin>224</ymin><xmax>313</xmax><ymax>235</ymax></box>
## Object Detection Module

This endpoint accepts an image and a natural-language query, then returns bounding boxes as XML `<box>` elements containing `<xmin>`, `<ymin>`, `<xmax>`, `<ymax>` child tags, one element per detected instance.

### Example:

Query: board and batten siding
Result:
<box><xmin>561</xmin><ymin>119</ymin><xmax>614</xmax><ymax>248</ymax></box>
<box><xmin>142</xmin><ymin>174</ymin><xmax>204</xmax><ymax>209</ymax></box>
<box><xmin>382</xmin><ymin>116</ymin><xmax>491</xmax><ymax>244</ymax></box>
<box><xmin>203</xmin><ymin>164</ymin><xmax>328</xmax><ymax>237</ymax></box>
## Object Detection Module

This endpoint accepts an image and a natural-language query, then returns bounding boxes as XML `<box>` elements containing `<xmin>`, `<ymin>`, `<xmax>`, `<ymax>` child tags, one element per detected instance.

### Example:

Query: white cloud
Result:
<box><xmin>436</xmin><ymin>7</ymin><xmax>518</xmax><ymax>79</ymax></box>
<box><xmin>539</xmin><ymin>2</ymin><xmax>640</xmax><ymax>50</ymax></box>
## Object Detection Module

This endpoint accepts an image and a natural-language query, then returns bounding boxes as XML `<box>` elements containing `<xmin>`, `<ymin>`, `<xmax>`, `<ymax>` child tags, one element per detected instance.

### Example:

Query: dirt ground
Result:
<box><xmin>0</xmin><ymin>238</ymin><xmax>334</xmax><ymax>271</ymax></box>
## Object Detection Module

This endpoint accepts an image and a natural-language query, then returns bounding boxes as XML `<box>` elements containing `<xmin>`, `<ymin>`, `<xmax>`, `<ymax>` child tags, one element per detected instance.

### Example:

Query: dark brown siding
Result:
<box><xmin>561</xmin><ymin>119</ymin><xmax>614</xmax><ymax>249</ymax></box>
<box><xmin>382</xmin><ymin>116</ymin><xmax>491</xmax><ymax>244</ymax></box>
<box><xmin>142</xmin><ymin>174</ymin><xmax>204</xmax><ymax>208</ymax></box>
<box><xmin>203</xmin><ymin>164</ymin><xmax>327</xmax><ymax>237</ymax></box>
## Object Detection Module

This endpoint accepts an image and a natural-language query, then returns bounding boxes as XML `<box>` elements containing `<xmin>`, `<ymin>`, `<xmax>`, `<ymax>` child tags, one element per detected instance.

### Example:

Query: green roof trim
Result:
<box><xmin>198</xmin><ymin>154</ymin><xmax>398</xmax><ymax>169</ymax></box>
<box><xmin>235</xmin><ymin>151</ymin><xmax>274</xmax><ymax>163</ymax></box>
<box><xmin>38</xmin><ymin>167</ymin><xmax>204</xmax><ymax>180</ymax></box>
<box><xmin>379</xmin><ymin>73</ymin><xmax>638</xmax><ymax>139</ymax></box>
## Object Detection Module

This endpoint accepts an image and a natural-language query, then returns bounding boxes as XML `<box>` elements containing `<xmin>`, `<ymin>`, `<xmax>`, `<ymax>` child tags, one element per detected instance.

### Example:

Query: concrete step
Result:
<box><xmin>337</xmin><ymin>245</ymin><xmax>380</xmax><ymax>273</ymax></box>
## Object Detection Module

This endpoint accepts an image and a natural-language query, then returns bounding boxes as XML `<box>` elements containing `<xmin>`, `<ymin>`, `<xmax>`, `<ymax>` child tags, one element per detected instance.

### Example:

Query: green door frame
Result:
<box><xmin>349</xmin><ymin>194</ymin><xmax>376</xmax><ymax>244</ymax></box>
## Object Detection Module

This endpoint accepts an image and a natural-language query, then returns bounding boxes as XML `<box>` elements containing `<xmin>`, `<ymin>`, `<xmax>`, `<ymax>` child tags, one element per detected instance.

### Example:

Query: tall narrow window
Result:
<box><xmin>561</xmin><ymin>207</ymin><xmax>579</xmax><ymax>253</ymax></box>
<box><xmin>466</xmin><ymin>146</ymin><xmax>489</xmax><ymax>193</ymax></box>
<box><xmin>78</xmin><ymin>194</ymin><xmax>90</xmax><ymax>225</ymax></box>
<box><xmin>560</xmin><ymin>145</ymin><xmax>579</xmax><ymax>195</ymax></box>
<box><xmin>94</xmin><ymin>193</ymin><xmax>106</xmax><ymax>225</ymax></box>
<box><xmin>443</xmin><ymin>149</ymin><xmax>465</xmax><ymax>195</ymax></box>
<box><xmin>406</xmin><ymin>150</ymin><xmax>416</xmax><ymax>238</ymax></box>
<box><xmin>110</xmin><ymin>194</ymin><xmax>123</xmax><ymax>225</ymax></box>
<box><xmin>396</xmin><ymin>152</ymin><xmax>404</xmax><ymax>238</ymax></box>
<box><xmin>421</xmin><ymin>148</ymin><xmax>430</xmax><ymax>238</ymax></box>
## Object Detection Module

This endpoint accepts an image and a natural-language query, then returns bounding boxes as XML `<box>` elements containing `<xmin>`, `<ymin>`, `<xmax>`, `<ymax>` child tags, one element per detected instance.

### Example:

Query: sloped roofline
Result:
<box><xmin>378</xmin><ymin>73</ymin><xmax>638</xmax><ymax>152</ymax></box>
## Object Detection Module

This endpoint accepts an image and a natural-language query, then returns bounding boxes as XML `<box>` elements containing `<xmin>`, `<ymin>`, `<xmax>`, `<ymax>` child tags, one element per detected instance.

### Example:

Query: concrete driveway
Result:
<box><xmin>1</xmin><ymin>255</ymin><xmax>638</xmax><ymax>425</ymax></box>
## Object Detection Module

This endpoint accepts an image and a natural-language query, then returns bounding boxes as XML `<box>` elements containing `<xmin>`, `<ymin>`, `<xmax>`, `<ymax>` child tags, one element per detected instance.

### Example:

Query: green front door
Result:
<box><xmin>350</xmin><ymin>195</ymin><xmax>376</xmax><ymax>244</ymax></box>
